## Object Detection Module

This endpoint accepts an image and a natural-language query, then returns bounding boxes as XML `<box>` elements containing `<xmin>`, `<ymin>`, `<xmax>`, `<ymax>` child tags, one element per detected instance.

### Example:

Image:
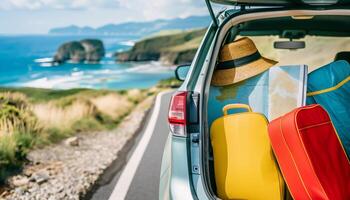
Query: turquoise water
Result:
<box><xmin>0</xmin><ymin>35</ymin><xmax>174</xmax><ymax>90</ymax></box>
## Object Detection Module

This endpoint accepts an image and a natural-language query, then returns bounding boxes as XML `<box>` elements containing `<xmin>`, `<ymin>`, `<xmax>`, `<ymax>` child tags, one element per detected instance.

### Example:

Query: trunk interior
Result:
<box><xmin>203</xmin><ymin>12</ymin><xmax>350</xmax><ymax>199</ymax></box>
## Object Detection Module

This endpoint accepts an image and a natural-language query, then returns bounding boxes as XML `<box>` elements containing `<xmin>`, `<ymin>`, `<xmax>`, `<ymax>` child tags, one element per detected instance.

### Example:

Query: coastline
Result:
<box><xmin>0</xmin><ymin>34</ymin><xmax>172</xmax><ymax>90</ymax></box>
<box><xmin>0</xmin><ymin>30</ymin><xmax>181</xmax><ymax>199</ymax></box>
<box><xmin>3</xmin><ymin>60</ymin><xmax>174</xmax><ymax>90</ymax></box>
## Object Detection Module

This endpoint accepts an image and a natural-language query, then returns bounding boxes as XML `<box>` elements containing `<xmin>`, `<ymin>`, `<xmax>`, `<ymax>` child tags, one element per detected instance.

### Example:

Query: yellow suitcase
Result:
<box><xmin>210</xmin><ymin>104</ymin><xmax>284</xmax><ymax>200</ymax></box>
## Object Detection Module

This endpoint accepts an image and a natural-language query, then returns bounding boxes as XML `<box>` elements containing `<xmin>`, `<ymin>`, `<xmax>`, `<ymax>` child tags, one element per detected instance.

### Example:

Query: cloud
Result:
<box><xmin>118</xmin><ymin>0</ymin><xmax>207</xmax><ymax>20</ymax></box>
<box><xmin>0</xmin><ymin>0</ymin><xmax>209</xmax><ymax>34</ymax></box>
<box><xmin>0</xmin><ymin>0</ymin><xmax>208</xmax><ymax>21</ymax></box>
<box><xmin>0</xmin><ymin>0</ymin><xmax>121</xmax><ymax>10</ymax></box>
<box><xmin>0</xmin><ymin>0</ymin><xmax>207</xmax><ymax>18</ymax></box>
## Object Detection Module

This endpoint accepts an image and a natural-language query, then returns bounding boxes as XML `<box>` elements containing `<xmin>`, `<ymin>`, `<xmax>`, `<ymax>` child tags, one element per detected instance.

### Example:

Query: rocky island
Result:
<box><xmin>115</xmin><ymin>29</ymin><xmax>206</xmax><ymax>65</ymax></box>
<box><xmin>54</xmin><ymin>39</ymin><xmax>105</xmax><ymax>64</ymax></box>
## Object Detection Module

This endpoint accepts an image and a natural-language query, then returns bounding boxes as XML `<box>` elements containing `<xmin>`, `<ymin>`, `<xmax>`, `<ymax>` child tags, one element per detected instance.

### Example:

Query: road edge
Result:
<box><xmin>82</xmin><ymin>95</ymin><xmax>156</xmax><ymax>200</ymax></box>
<box><xmin>108</xmin><ymin>91</ymin><xmax>171</xmax><ymax>200</ymax></box>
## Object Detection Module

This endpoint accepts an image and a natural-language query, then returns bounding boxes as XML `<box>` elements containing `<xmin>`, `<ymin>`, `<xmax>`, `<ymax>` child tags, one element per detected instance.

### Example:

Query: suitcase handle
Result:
<box><xmin>223</xmin><ymin>104</ymin><xmax>252</xmax><ymax>115</ymax></box>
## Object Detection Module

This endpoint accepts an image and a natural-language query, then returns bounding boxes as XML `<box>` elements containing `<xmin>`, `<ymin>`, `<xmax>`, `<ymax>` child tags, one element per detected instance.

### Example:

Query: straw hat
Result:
<box><xmin>212</xmin><ymin>37</ymin><xmax>277</xmax><ymax>86</ymax></box>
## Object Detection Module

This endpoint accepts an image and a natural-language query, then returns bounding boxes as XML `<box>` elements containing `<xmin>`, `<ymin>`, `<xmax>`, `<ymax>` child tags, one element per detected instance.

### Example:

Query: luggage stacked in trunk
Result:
<box><xmin>209</xmin><ymin>65</ymin><xmax>307</xmax><ymax>200</ymax></box>
<box><xmin>211</xmin><ymin>104</ymin><xmax>285</xmax><ymax>200</ymax></box>
<box><xmin>209</xmin><ymin>61</ymin><xmax>350</xmax><ymax>200</ymax></box>
<box><xmin>268</xmin><ymin>104</ymin><xmax>350</xmax><ymax>200</ymax></box>
<box><xmin>307</xmin><ymin>60</ymin><xmax>350</xmax><ymax>157</ymax></box>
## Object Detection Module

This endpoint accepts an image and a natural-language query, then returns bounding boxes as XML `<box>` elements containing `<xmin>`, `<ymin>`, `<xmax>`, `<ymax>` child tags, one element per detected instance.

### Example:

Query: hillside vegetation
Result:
<box><xmin>116</xmin><ymin>29</ymin><xmax>206</xmax><ymax>65</ymax></box>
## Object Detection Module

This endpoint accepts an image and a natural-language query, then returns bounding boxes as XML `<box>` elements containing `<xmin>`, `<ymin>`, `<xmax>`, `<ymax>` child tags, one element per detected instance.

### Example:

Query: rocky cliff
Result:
<box><xmin>115</xmin><ymin>29</ymin><xmax>206</xmax><ymax>65</ymax></box>
<box><xmin>80</xmin><ymin>39</ymin><xmax>105</xmax><ymax>62</ymax></box>
<box><xmin>54</xmin><ymin>39</ymin><xmax>105</xmax><ymax>64</ymax></box>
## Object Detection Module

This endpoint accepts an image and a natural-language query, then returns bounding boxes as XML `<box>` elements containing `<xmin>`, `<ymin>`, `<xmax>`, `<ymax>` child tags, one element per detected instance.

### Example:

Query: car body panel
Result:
<box><xmin>159</xmin><ymin>134</ymin><xmax>171</xmax><ymax>200</ymax></box>
<box><xmin>170</xmin><ymin>136</ymin><xmax>194</xmax><ymax>200</ymax></box>
<box><xmin>182</xmin><ymin>25</ymin><xmax>218</xmax><ymax>91</ymax></box>
<box><xmin>159</xmin><ymin>22</ymin><xmax>219</xmax><ymax>200</ymax></box>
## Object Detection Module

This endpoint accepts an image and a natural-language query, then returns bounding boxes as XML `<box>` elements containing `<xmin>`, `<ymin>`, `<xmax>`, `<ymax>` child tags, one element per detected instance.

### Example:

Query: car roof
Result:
<box><xmin>235</xmin><ymin>15</ymin><xmax>350</xmax><ymax>38</ymax></box>
<box><xmin>210</xmin><ymin>0</ymin><xmax>350</xmax><ymax>6</ymax></box>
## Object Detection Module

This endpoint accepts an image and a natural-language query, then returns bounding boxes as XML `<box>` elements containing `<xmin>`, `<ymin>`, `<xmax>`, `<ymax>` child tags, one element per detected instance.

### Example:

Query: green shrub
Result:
<box><xmin>0</xmin><ymin>136</ymin><xmax>17</xmax><ymax>166</ymax></box>
<box><xmin>0</xmin><ymin>93</ymin><xmax>42</xmax><ymax>136</ymax></box>
<box><xmin>0</xmin><ymin>93</ymin><xmax>42</xmax><ymax>182</ymax></box>
<box><xmin>0</xmin><ymin>132</ymin><xmax>38</xmax><ymax>183</ymax></box>
<box><xmin>44</xmin><ymin>127</ymin><xmax>70</xmax><ymax>144</ymax></box>
<box><xmin>71</xmin><ymin>117</ymin><xmax>104</xmax><ymax>133</ymax></box>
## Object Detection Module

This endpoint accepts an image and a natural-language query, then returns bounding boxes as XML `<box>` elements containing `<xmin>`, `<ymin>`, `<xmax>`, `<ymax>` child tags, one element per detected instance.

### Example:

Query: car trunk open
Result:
<box><xmin>205</xmin><ymin>0</ymin><xmax>350</xmax><ymax>27</ymax></box>
<box><xmin>201</xmin><ymin>9</ymin><xmax>350</xmax><ymax>199</ymax></box>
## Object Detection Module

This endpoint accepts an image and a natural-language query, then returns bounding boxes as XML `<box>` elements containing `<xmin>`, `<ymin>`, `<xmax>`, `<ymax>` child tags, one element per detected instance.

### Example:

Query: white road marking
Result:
<box><xmin>108</xmin><ymin>91</ymin><xmax>170</xmax><ymax>200</ymax></box>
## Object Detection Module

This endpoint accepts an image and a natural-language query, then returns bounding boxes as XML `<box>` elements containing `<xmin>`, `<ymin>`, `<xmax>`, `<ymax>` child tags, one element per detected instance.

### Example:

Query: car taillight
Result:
<box><xmin>168</xmin><ymin>91</ymin><xmax>188</xmax><ymax>136</ymax></box>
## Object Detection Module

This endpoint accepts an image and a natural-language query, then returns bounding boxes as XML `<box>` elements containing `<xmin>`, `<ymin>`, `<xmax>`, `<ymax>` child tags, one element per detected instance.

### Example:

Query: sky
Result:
<box><xmin>0</xmin><ymin>0</ymin><xmax>209</xmax><ymax>34</ymax></box>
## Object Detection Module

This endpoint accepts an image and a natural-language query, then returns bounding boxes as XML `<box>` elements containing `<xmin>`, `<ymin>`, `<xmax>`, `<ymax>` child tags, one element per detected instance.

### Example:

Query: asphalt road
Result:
<box><xmin>124</xmin><ymin>92</ymin><xmax>172</xmax><ymax>200</ymax></box>
<box><xmin>90</xmin><ymin>91</ymin><xmax>172</xmax><ymax>200</ymax></box>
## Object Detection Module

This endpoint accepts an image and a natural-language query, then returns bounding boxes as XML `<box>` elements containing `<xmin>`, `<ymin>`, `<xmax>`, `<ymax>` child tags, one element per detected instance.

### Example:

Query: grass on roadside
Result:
<box><xmin>0</xmin><ymin>87</ymin><xmax>152</xmax><ymax>183</ymax></box>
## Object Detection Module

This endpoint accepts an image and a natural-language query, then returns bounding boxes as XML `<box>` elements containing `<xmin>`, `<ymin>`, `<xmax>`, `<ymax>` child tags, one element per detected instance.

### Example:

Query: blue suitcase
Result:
<box><xmin>307</xmin><ymin>60</ymin><xmax>350</xmax><ymax>157</ymax></box>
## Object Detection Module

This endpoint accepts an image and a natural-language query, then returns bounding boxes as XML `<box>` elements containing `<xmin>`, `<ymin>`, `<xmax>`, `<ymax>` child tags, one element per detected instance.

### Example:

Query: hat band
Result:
<box><xmin>217</xmin><ymin>51</ymin><xmax>261</xmax><ymax>70</ymax></box>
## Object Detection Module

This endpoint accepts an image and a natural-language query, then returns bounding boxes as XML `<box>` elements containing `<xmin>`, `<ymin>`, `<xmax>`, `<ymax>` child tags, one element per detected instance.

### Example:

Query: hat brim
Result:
<box><xmin>211</xmin><ymin>57</ymin><xmax>278</xmax><ymax>86</ymax></box>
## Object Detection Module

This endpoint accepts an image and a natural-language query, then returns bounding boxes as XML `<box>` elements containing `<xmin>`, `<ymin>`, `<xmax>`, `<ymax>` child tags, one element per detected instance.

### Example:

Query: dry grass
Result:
<box><xmin>0</xmin><ymin>88</ymin><xmax>153</xmax><ymax>182</ymax></box>
<box><xmin>33</xmin><ymin>100</ymin><xmax>95</xmax><ymax>130</ymax></box>
<box><xmin>33</xmin><ymin>90</ymin><xmax>143</xmax><ymax>131</ymax></box>
<box><xmin>0</xmin><ymin>92</ymin><xmax>41</xmax><ymax>137</ymax></box>
<box><xmin>126</xmin><ymin>89</ymin><xmax>145</xmax><ymax>103</ymax></box>
<box><xmin>0</xmin><ymin>118</ymin><xmax>41</xmax><ymax>137</ymax></box>
<box><xmin>91</xmin><ymin>93</ymin><xmax>132</xmax><ymax>119</ymax></box>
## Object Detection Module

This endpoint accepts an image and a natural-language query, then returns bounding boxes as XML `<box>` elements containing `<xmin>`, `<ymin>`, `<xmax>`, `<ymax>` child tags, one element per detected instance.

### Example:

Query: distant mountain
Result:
<box><xmin>51</xmin><ymin>25</ymin><xmax>96</xmax><ymax>35</ymax></box>
<box><xmin>49</xmin><ymin>16</ymin><xmax>211</xmax><ymax>36</ymax></box>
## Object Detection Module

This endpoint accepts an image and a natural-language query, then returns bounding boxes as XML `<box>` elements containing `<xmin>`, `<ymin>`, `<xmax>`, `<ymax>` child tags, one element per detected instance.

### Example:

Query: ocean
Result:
<box><xmin>0</xmin><ymin>35</ymin><xmax>175</xmax><ymax>90</ymax></box>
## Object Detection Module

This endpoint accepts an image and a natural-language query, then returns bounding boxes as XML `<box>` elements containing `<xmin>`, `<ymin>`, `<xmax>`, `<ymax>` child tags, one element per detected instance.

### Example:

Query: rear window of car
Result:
<box><xmin>242</xmin><ymin>36</ymin><xmax>350</xmax><ymax>72</ymax></box>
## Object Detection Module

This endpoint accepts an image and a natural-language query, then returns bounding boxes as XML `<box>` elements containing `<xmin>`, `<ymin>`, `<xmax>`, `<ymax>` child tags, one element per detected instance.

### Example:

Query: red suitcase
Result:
<box><xmin>268</xmin><ymin>104</ymin><xmax>350</xmax><ymax>200</ymax></box>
